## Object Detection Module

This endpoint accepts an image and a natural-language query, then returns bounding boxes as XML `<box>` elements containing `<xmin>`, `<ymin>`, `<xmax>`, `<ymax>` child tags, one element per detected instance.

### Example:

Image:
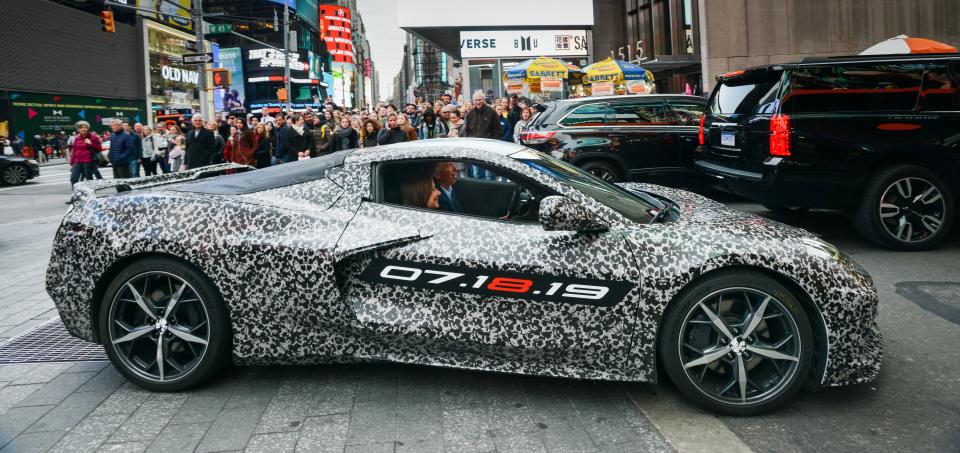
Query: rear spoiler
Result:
<box><xmin>71</xmin><ymin>163</ymin><xmax>253</xmax><ymax>202</ymax></box>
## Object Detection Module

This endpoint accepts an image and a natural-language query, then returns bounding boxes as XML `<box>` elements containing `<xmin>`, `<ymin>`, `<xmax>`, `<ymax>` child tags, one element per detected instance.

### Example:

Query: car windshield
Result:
<box><xmin>513</xmin><ymin>150</ymin><xmax>658</xmax><ymax>223</ymax></box>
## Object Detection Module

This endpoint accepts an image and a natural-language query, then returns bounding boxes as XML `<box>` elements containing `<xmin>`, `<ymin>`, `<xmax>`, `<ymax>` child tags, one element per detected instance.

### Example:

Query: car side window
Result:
<box><xmin>559</xmin><ymin>104</ymin><xmax>608</xmax><ymax>127</ymax></box>
<box><xmin>784</xmin><ymin>63</ymin><xmax>924</xmax><ymax>113</ymax></box>
<box><xmin>667</xmin><ymin>101</ymin><xmax>704</xmax><ymax>126</ymax></box>
<box><xmin>606</xmin><ymin>102</ymin><xmax>672</xmax><ymax>126</ymax></box>
<box><xmin>919</xmin><ymin>63</ymin><xmax>958</xmax><ymax>111</ymax></box>
<box><xmin>377</xmin><ymin>160</ymin><xmax>550</xmax><ymax>223</ymax></box>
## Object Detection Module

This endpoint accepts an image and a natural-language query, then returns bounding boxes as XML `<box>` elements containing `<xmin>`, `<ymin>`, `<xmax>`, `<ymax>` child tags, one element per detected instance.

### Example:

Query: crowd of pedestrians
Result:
<box><xmin>59</xmin><ymin>90</ymin><xmax>539</xmax><ymax>187</ymax></box>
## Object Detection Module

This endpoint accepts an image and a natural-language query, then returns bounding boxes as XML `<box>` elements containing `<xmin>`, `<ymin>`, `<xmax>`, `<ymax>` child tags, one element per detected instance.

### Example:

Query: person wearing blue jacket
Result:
<box><xmin>107</xmin><ymin>120</ymin><xmax>134</xmax><ymax>178</ymax></box>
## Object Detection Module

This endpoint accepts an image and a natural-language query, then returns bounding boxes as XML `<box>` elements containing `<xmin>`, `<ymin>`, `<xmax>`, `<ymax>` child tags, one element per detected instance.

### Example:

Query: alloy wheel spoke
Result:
<box><xmin>699</xmin><ymin>301</ymin><xmax>735</xmax><ymax>341</ymax></box>
<box><xmin>163</xmin><ymin>282</ymin><xmax>188</xmax><ymax>321</ymax></box>
<box><xmin>896</xmin><ymin>218</ymin><xmax>913</xmax><ymax>241</ymax></box>
<box><xmin>879</xmin><ymin>203</ymin><xmax>900</xmax><ymax>218</ymax></box>
<box><xmin>168</xmin><ymin>325</ymin><xmax>208</xmax><ymax>345</ymax></box>
<box><xmin>746</xmin><ymin>344</ymin><xmax>799</xmax><ymax>362</ymax></box>
<box><xmin>916</xmin><ymin>184</ymin><xmax>937</xmax><ymax>204</ymax></box>
<box><xmin>112</xmin><ymin>325</ymin><xmax>154</xmax><ymax>344</ymax></box>
<box><xmin>125</xmin><ymin>282</ymin><xmax>156</xmax><ymax>320</ymax></box>
<box><xmin>895</xmin><ymin>179</ymin><xmax>912</xmax><ymax>198</ymax></box>
<box><xmin>921</xmin><ymin>215</ymin><xmax>942</xmax><ymax>233</ymax></box>
<box><xmin>156</xmin><ymin>337</ymin><xmax>165</xmax><ymax>382</ymax></box>
<box><xmin>684</xmin><ymin>345</ymin><xmax>731</xmax><ymax>369</ymax></box>
<box><xmin>742</xmin><ymin>296</ymin><xmax>771</xmax><ymax>337</ymax></box>
<box><xmin>737</xmin><ymin>355</ymin><xmax>748</xmax><ymax>403</ymax></box>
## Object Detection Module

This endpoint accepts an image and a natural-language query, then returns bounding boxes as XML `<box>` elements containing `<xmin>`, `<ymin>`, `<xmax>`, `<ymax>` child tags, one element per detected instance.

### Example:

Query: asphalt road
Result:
<box><xmin>0</xmin><ymin>164</ymin><xmax>958</xmax><ymax>452</ymax></box>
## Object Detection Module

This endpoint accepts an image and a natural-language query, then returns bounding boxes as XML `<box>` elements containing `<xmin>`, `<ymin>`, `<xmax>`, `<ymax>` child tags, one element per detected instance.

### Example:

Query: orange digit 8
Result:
<box><xmin>487</xmin><ymin>277</ymin><xmax>533</xmax><ymax>293</ymax></box>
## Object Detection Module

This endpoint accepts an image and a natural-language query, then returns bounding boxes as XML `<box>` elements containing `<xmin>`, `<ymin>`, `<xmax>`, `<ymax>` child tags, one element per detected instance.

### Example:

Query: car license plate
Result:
<box><xmin>720</xmin><ymin>132</ymin><xmax>736</xmax><ymax>147</ymax></box>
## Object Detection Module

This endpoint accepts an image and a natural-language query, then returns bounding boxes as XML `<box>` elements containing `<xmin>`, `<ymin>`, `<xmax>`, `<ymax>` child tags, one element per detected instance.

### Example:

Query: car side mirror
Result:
<box><xmin>538</xmin><ymin>195</ymin><xmax>608</xmax><ymax>232</ymax></box>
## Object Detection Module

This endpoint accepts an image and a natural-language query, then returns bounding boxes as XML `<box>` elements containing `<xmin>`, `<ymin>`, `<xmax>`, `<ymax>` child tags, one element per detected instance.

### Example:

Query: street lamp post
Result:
<box><xmin>192</xmin><ymin>0</ymin><xmax>208</xmax><ymax>119</ymax></box>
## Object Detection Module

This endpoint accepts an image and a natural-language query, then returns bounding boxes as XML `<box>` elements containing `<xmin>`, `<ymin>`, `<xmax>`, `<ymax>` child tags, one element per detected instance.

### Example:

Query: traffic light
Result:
<box><xmin>211</xmin><ymin>68</ymin><xmax>231</xmax><ymax>88</ymax></box>
<box><xmin>100</xmin><ymin>10</ymin><xmax>115</xmax><ymax>33</ymax></box>
<box><xmin>276</xmin><ymin>88</ymin><xmax>288</xmax><ymax>102</ymax></box>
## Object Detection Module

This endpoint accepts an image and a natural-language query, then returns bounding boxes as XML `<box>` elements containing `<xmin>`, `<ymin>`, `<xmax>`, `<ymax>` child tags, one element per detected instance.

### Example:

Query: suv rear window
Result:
<box><xmin>559</xmin><ymin>103</ymin><xmax>608</xmax><ymax>127</ymax></box>
<box><xmin>708</xmin><ymin>72</ymin><xmax>782</xmax><ymax>116</ymax></box>
<box><xmin>783</xmin><ymin>63</ymin><xmax>924</xmax><ymax>113</ymax></box>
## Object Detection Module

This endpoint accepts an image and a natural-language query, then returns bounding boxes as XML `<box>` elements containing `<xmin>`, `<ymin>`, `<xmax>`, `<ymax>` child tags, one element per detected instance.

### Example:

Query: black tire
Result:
<box><xmin>659</xmin><ymin>270</ymin><xmax>814</xmax><ymax>416</ymax></box>
<box><xmin>99</xmin><ymin>257</ymin><xmax>230</xmax><ymax>391</ymax></box>
<box><xmin>580</xmin><ymin>160</ymin><xmax>624</xmax><ymax>182</ymax></box>
<box><xmin>1</xmin><ymin>164</ymin><xmax>29</xmax><ymax>186</ymax></box>
<box><xmin>762</xmin><ymin>203</ymin><xmax>809</xmax><ymax>215</ymax></box>
<box><xmin>854</xmin><ymin>165</ymin><xmax>954</xmax><ymax>251</ymax></box>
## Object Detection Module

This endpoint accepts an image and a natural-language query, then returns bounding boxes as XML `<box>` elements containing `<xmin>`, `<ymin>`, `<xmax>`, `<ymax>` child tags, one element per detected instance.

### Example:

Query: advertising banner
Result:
<box><xmin>217</xmin><ymin>47</ymin><xmax>246</xmax><ymax>111</ymax></box>
<box><xmin>319</xmin><ymin>5</ymin><xmax>354</xmax><ymax>64</ymax></box>
<box><xmin>541</xmin><ymin>77</ymin><xmax>563</xmax><ymax>92</ymax></box>
<box><xmin>460</xmin><ymin>30</ymin><xmax>588</xmax><ymax>58</ymax></box>
<box><xmin>3</xmin><ymin>91</ymin><xmax>145</xmax><ymax>140</ymax></box>
<box><xmin>296</xmin><ymin>0</ymin><xmax>319</xmax><ymax>30</ymax></box>
<box><xmin>331</xmin><ymin>62</ymin><xmax>354</xmax><ymax>108</ymax></box>
<box><xmin>506</xmin><ymin>79</ymin><xmax>525</xmax><ymax>95</ymax></box>
<box><xmin>591</xmin><ymin>81</ymin><xmax>614</xmax><ymax>96</ymax></box>
<box><xmin>138</xmin><ymin>0</ymin><xmax>193</xmax><ymax>32</ymax></box>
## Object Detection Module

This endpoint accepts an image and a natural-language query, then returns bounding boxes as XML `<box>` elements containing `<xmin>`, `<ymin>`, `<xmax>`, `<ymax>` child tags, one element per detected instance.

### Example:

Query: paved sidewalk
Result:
<box><xmin>0</xmin><ymin>219</ymin><xmax>60</xmax><ymax>344</ymax></box>
<box><xmin>0</xmin><ymin>361</ymin><xmax>674</xmax><ymax>453</ymax></box>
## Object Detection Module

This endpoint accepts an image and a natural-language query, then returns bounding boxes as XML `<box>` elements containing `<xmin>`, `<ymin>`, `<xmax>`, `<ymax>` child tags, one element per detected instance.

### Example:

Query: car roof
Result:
<box><xmin>555</xmin><ymin>94</ymin><xmax>705</xmax><ymax>104</ymax></box>
<box><xmin>352</xmin><ymin>138</ymin><xmax>527</xmax><ymax>158</ymax></box>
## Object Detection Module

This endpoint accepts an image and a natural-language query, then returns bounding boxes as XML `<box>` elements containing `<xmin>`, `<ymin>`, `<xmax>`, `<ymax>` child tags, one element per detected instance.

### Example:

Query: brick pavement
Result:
<box><xmin>0</xmin><ymin>218</ymin><xmax>677</xmax><ymax>453</ymax></box>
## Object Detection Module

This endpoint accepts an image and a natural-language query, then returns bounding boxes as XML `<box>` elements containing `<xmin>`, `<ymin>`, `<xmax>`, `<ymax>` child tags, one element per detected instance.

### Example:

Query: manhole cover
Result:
<box><xmin>0</xmin><ymin>318</ymin><xmax>107</xmax><ymax>364</ymax></box>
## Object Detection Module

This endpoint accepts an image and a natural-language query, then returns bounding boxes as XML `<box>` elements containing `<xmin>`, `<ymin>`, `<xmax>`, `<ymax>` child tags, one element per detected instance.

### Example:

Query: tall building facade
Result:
<box><xmin>593</xmin><ymin>0</ymin><xmax>960</xmax><ymax>94</ymax></box>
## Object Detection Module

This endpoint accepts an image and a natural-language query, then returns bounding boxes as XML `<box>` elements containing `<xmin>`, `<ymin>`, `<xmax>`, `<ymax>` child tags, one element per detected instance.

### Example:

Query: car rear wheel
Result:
<box><xmin>580</xmin><ymin>160</ymin><xmax>623</xmax><ymax>182</ymax></box>
<box><xmin>659</xmin><ymin>271</ymin><xmax>813</xmax><ymax>415</ymax></box>
<box><xmin>2</xmin><ymin>164</ymin><xmax>29</xmax><ymax>186</ymax></box>
<box><xmin>99</xmin><ymin>257</ymin><xmax>230</xmax><ymax>391</ymax></box>
<box><xmin>854</xmin><ymin>165</ymin><xmax>954</xmax><ymax>251</ymax></box>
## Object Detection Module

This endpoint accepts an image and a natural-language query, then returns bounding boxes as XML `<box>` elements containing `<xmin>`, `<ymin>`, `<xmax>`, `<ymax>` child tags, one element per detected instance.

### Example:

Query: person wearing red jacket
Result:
<box><xmin>69</xmin><ymin>121</ymin><xmax>102</xmax><ymax>189</ymax></box>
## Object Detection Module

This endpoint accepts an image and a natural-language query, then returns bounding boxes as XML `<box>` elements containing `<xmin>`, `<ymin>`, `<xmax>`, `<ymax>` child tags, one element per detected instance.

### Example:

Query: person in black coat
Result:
<box><xmin>184</xmin><ymin>115</ymin><xmax>217</xmax><ymax>170</ymax></box>
<box><xmin>332</xmin><ymin>117</ymin><xmax>359</xmax><ymax>151</ymax></box>
<box><xmin>284</xmin><ymin>114</ymin><xmax>314</xmax><ymax>161</ymax></box>
<box><xmin>376</xmin><ymin>114</ymin><xmax>407</xmax><ymax>145</ymax></box>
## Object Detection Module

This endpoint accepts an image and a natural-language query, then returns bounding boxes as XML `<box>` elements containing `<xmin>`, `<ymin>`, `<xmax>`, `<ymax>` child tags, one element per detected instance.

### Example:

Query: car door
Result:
<box><xmin>335</xmin><ymin>161</ymin><xmax>644</xmax><ymax>378</ymax></box>
<box><xmin>605</xmin><ymin>100</ymin><xmax>683</xmax><ymax>183</ymax></box>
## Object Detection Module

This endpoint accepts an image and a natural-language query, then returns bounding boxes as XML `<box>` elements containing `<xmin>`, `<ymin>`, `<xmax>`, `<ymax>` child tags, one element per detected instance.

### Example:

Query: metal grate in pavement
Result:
<box><xmin>0</xmin><ymin>318</ymin><xmax>107</xmax><ymax>364</ymax></box>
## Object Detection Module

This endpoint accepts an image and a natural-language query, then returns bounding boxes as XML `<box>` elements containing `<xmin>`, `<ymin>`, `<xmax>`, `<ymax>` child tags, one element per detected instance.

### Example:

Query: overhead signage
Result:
<box><xmin>319</xmin><ymin>5</ymin><xmax>354</xmax><ymax>64</ymax></box>
<box><xmin>459</xmin><ymin>30</ymin><xmax>588</xmax><ymax>58</ymax></box>
<box><xmin>246</xmin><ymin>48</ymin><xmax>308</xmax><ymax>72</ymax></box>
<box><xmin>182</xmin><ymin>52</ymin><xmax>214</xmax><ymax>64</ymax></box>
<box><xmin>161</xmin><ymin>65</ymin><xmax>199</xmax><ymax>84</ymax></box>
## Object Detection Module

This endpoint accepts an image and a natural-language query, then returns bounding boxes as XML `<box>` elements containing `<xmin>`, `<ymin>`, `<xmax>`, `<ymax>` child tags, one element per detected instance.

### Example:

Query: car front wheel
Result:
<box><xmin>854</xmin><ymin>165</ymin><xmax>954</xmax><ymax>251</ymax></box>
<box><xmin>2</xmin><ymin>164</ymin><xmax>29</xmax><ymax>186</ymax></box>
<box><xmin>659</xmin><ymin>271</ymin><xmax>813</xmax><ymax>415</ymax></box>
<box><xmin>99</xmin><ymin>257</ymin><xmax>230</xmax><ymax>391</ymax></box>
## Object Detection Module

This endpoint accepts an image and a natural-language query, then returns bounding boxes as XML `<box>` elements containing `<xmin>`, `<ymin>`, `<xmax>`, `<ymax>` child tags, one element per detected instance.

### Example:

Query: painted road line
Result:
<box><xmin>623</xmin><ymin>383</ymin><xmax>755</xmax><ymax>453</ymax></box>
<box><xmin>0</xmin><ymin>180</ymin><xmax>72</xmax><ymax>192</ymax></box>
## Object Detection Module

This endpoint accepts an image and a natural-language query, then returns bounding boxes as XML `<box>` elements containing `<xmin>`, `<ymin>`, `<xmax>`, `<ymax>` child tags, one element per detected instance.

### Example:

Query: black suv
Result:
<box><xmin>696</xmin><ymin>54</ymin><xmax>960</xmax><ymax>250</ymax></box>
<box><xmin>520</xmin><ymin>94</ymin><xmax>705</xmax><ymax>187</ymax></box>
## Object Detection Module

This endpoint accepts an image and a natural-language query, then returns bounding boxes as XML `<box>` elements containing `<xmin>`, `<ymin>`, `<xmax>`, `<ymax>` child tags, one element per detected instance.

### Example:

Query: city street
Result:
<box><xmin>0</xmin><ymin>165</ymin><xmax>957</xmax><ymax>453</ymax></box>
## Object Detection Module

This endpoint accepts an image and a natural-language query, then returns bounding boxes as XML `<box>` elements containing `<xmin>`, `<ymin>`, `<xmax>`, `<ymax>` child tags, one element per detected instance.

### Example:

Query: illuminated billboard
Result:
<box><xmin>319</xmin><ymin>5</ymin><xmax>354</xmax><ymax>65</ymax></box>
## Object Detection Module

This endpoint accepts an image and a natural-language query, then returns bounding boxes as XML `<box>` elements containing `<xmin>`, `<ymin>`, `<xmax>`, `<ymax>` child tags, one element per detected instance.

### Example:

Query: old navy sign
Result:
<box><xmin>160</xmin><ymin>66</ymin><xmax>199</xmax><ymax>85</ymax></box>
<box><xmin>460</xmin><ymin>30</ymin><xmax>588</xmax><ymax>58</ymax></box>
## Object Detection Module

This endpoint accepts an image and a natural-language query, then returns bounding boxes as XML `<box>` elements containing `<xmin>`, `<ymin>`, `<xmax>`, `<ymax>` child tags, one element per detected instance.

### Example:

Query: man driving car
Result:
<box><xmin>433</xmin><ymin>162</ymin><xmax>462</xmax><ymax>213</ymax></box>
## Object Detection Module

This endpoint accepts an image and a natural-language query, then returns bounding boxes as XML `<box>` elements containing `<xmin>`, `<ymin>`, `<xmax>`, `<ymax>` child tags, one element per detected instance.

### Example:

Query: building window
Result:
<box><xmin>682</xmin><ymin>0</ymin><xmax>694</xmax><ymax>54</ymax></box>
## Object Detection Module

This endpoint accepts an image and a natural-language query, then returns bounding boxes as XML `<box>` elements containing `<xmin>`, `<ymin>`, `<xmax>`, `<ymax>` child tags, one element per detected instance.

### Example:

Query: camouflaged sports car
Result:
<box><xmin>46</xmin><ymin>139</ymin><xmax>882</xmax><ymax>415</ymax></box>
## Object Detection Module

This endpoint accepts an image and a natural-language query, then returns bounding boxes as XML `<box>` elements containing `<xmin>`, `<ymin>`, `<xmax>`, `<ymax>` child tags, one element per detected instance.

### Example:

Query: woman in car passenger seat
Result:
<box><xmin>400</xmin><ymin>175</ymin><xmax>441</xmax><ymax>209</ymax></box>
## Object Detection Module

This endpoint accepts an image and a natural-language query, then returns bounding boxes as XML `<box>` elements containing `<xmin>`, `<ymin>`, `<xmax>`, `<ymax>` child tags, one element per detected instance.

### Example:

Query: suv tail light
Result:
<box><xmin>769</xmin><ymin>114</ymin><xmax>792</xmax><ymax>157</ymax></box>
<box><xmin>698</xmin><ymin>115</ymin><xmax>706</xmax><ymax>146</ymax></box>
<box><xmin>519</xmin><ymin>131</ymin><xmax>556</xmax><ymax>145</ymax></box>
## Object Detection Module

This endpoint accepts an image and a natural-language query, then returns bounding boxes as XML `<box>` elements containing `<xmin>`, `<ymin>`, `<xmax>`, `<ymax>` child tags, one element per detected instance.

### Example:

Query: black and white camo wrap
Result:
<box><xmin>46</xmin><ymin>139</ymin><xmax>881</xmax><ymax>388</ymax></box>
